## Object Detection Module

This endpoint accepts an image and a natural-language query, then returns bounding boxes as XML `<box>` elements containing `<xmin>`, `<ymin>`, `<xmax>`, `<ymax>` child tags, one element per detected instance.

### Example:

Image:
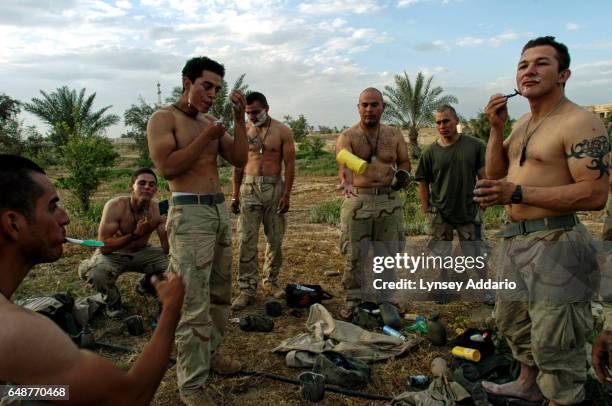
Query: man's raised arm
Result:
<box><xmin>147</xmin><ymin>109</ymin><xmax>224</xmax><ymax>180</ymax></box>
<box><xmin>336</xmin><ymin>131</ymin><xmax>356</xmax><ymax>198</ymax></box>
<box><xmin>485</xmin><ymin>94</ymin><xmax>512</xmax><ymax>180</ymax></box>
<box><xmin>219</xmin><ymin>90</ymin><xmax>248</xmax><ymax>168</ymax></box>
<box><xmin>1</xmin><ymin>273</ymin><xmax>184</xmax><ymax>406</ymax></box>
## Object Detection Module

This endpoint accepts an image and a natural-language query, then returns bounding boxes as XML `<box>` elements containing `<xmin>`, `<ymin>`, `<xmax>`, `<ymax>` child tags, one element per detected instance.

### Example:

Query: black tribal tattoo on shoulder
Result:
<box><xmin>566</xmin><ymin>135</ymin><xmax>610</xmax><ymax>179</ymax></box>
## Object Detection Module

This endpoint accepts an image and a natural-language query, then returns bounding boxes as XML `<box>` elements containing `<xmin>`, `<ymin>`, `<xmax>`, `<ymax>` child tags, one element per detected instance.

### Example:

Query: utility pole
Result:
<box><xmin>156</xmin><ymin>82</ymin><xmax>162</xmax><ymax>107</ymax></box>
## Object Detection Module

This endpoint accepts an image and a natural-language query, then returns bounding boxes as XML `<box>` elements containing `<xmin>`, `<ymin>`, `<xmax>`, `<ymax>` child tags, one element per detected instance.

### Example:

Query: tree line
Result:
<box><xmin>1</xmin><ymin>71</ymin><xmax>520</xmax><ymax>215</ymax></box>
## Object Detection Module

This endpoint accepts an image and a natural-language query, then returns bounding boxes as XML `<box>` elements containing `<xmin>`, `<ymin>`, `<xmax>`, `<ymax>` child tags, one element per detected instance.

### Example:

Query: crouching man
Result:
<box><xmin>78</xmin><ymin>168</ymin><xmax>169</xmax><ymax>317</ymax></box>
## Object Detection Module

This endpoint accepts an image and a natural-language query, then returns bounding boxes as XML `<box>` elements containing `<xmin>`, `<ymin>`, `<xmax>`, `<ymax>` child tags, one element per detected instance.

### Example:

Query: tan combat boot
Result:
<box><xmin>231</xmin><ymin>292</ymin><xmax>255</xmax><ymax>311</ymax></box>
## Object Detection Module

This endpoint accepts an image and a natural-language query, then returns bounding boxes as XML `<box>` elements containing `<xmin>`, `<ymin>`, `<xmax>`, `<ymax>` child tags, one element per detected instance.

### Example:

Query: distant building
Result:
<box><xmin>585</xmin><ymin>103</ymin><xmax>612</xmax><ymax>121</ymax></box>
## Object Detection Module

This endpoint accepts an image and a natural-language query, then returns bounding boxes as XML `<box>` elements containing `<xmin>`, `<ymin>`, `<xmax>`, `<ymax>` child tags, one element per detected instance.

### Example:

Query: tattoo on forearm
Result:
<box><xmin>566</xmin><ymin>135</ymin><xmax>610</xmax><ymax>179</ymax></box>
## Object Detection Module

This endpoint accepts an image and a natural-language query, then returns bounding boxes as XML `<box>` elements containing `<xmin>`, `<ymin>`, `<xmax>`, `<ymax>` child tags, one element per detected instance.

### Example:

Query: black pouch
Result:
<box><xmin>285</xmin><ymin>284</ymin><xmax>332</xmax><ymax>308</ymax></box>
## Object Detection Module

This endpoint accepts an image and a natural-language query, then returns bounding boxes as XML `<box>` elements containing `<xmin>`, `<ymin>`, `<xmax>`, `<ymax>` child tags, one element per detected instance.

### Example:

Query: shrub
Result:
<box><xmin>57</xmin><ymin>133</ymin><xmax>118</xmax><ymax>213</ymax></box>
<box><xmin>309</xmin><ymin>198</ymin><xmax>342</xmax><ymax>226</ymax></box>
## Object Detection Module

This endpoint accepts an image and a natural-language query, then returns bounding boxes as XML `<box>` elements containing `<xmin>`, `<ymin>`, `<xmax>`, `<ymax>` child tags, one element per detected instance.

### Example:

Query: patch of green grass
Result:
<box><xmin>309</xmin><ymin>198</ymin><xmax>342</xmax><ymax>226</ymax></box>
<box><xmin>218</xmin><ymin>166</ymin><xmax>232</xmax><ymax>186</ymax></box>
<box><xmin>297</xmin><ymin>150</ymin><xmax>337</xmax><ymax>176</ymax></box>
<box><xmin>483</xmin><ymin>205</ymin><xmax>506</xmax><ymax>228</ymax></box>
<box><xmin>401</xmin><ymin>184</ymin><xmax>428</xmax><ymax>236</ymax></box>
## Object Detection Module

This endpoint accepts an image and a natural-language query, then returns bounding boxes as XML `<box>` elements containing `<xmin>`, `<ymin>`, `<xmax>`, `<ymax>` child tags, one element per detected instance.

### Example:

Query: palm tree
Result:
<box><xmin>25</xmin><ymin>86</ymin><xmax>119</xmax><ymax>147</ymax></box>
<box><xmin>383</xmin><ymin>71</ymin><xmax>458</xmax><ymax>157</ymax></box>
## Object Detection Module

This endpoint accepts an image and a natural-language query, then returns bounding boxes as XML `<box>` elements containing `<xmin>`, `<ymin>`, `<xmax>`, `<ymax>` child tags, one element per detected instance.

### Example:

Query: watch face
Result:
<box><xmin>512</xmin><ymin>186</ymin><xmax>522</xmax><ymax>203</ymax></box>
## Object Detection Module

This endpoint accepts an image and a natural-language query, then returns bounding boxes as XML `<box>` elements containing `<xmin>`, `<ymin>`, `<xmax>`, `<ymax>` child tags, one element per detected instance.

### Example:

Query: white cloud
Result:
<box><xmin>457</xmin><ymin>31</ymin><xmax>518</xmax><ymax>48</ymax></box>
<box><xmin>298</xmin><ymin>0</ymin><xmax>383</xmax><ymax>15</ymax></box>
<box><xmin>317</xmin><ymin>18</ymin><xmax>348</xmax><ymax>31</ymax></box>
<box><xmin>397</xmin><ymin>0</ymin><xmax>423</xmax><ymax>7</ymax></box>
<box><xmin>566</xmin><ymin>22</ymin><xmax>581</xmax><ymax>30</ymax></box>
<box><xmin>414</xmin><ymin>40</ymin><xmax>450</xmax><ymax>51</ymax></box>
<box><xmin>115</xmin><ymin>0</ymin><xmax>132</xmax><ymax>9</ymax></box>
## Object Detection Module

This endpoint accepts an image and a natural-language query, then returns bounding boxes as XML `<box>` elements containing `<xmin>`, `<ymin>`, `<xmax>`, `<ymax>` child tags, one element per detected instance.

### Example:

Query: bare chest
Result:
<box><xmin>351</xmin><ymin>129</ymin><xmax>397</xmax><ymax>163</ymax></box>
<box><xmin>508</xmin><ymin>121</ymin><xmax>566</xmax><ymax>167</ymax></box>
<box><xmin>174</xmin><ymin>115</ymin><xmax>220</xmax><ymax>156</ymax></box>
<box><xmin>247</xmin><ymin>126</ymin><xmax>282</xmax><ymax>154</ymax></box>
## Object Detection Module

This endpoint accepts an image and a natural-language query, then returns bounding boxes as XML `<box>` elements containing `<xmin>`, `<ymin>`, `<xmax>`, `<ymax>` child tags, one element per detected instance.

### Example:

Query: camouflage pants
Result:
<box><xmin>340</xmin><ymin>188</ymin><xmax>405</xmax><ymax>303</ymax></box>
<box><xmin>166</xmin><ymin>201</ymin><xmax>232</xmax><ymax>395</ymax></box>
<box><xmin>603</xmin><ymin>194</ymin><xmax>612</xmax><ymax>241</ymax></box>
<box><xmin>426</xmin><ymin>207</ymin><xmax>489</xmax><ymax>279</ymax></box>
<box><xmin>78</xmin><ymin>246</ymin><xmax>168</xmax><ymax>305</ymax></box>
<box><xmin>495</xmin><ymin>222</ymin><xmax>596</xmax><ymax>404</ymax></box>
<box><xmin>237</xmin><ymin>176</ymin><xmax>286</xmax><ymax>294</ymax></box>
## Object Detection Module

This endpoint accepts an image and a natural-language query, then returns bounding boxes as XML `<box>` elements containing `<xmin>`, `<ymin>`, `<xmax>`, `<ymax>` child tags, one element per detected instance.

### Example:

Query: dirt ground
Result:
<box><xmin>15</xmin><ymin>162</ymin><xmax>610</xmax><ymax>405</ymax></box>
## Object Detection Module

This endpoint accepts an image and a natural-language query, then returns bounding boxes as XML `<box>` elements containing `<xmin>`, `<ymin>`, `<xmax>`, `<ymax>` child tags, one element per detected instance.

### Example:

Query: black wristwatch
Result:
<box><xmin>510</xmin><ymin>184</ymin><xmax>523</xmax><ymax>204</ymax></box>
<box><xmin>131</xmin><ymin>232</ymin><xmax>140</xmax><ymax>241</ymax></box>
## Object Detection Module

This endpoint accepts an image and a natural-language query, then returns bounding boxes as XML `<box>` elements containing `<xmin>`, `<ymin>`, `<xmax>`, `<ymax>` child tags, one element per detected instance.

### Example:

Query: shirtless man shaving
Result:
<box><xmin>474</xmin><ymin>36</ymin><xmax>611</xmax><ymax>405</ymax></box>
<box><xmin>231</xmin><ymin>91</ymin><xmax>295</xmax><ymax>310</ymax></box>
<box><xmin>147</xmin><ymin>56</ymin><xmax>247</xmax><ymax>406</ymax></box>
<box><xmin>0</xmin><ymin>154</ymin><xmax>184</xmax><ymax>405</ymax></box>
<box><xmin>336</xmin><ymin>87</ymin><xmax>411</xmax><ymax>319</ymax></box>
<box><xmin>78</xmin><ymin>168</ymin><xmax>168</xmax><ymax>317</ymax></box>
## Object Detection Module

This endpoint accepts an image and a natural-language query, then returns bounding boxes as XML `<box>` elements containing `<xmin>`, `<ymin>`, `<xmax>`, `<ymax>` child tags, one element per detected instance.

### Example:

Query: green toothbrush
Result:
<box><xmin>66</xmin><ymin>237</ymin><xmax>105</xmax><ymax>247</ymax></box>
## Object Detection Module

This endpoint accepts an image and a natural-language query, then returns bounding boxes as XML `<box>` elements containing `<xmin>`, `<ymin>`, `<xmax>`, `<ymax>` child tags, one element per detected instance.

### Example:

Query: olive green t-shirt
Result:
<box><xmin>415</xmin><ymin>134</ymin><xmax>486</xmax><ymax>224</ymax></box>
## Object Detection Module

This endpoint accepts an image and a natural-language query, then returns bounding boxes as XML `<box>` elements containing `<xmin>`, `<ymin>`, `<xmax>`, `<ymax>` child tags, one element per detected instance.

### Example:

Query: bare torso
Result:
<box><xmin>244</xmin><ymin>119</ymin><xmax>288</xmax><ymax>176</ymax></box>
<box><xmin>100</xmin><ymin>196</ymin><xmax>161</xmax><ymax>252</ymax></box>
<box><xmin>165</xmin><ymin>106</ymin><xmax>223</xmax><ymax>194</ymax></box>
<box><xmin>342</xmin><ymin>123</ymin><xmax>402</xmax><ymax>187</ymax></box>
<box><xmin>505</xmin><ymin>100</ymin><xmax>591</xmax><ymax>220</ymax></box>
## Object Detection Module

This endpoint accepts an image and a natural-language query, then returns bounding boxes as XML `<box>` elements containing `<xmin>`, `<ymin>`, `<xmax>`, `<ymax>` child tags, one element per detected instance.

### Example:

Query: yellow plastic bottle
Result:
<box><xmin>336</xmin><ymin>149</ymin><xmax>368</xmax><ymax>175</ymax></box>
<box><xmin>451</xmin><ymin>346</ymin><xmax>481</xmax><ymax>362</ymax></box>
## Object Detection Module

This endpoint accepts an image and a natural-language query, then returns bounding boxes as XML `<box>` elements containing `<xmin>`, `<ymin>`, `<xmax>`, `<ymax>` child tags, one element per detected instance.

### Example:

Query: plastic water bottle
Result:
<box><xmin>383</xmin><ymin>325</ymin><xmax>406</xmax><ymax>341</ymax></box>
<box><xmin>408</xmin><ymin>375</ymin><xmax>430</xmax><ymax>387</ymax></box>
<box><xmin>404</xmin><ymin>316</ymin><xmax>428</xmax><ymax>334</ymax></box>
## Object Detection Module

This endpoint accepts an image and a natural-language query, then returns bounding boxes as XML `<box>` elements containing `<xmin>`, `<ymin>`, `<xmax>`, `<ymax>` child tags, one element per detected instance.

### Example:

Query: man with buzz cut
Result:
<box><xmin>475</xmin><ymin>36</ymin><xmax>611</xmax><ymax>405</ymax></box>
<box><xmin>147</xmin><ymin>56</ymin><xmax>248</xmax><ymax>406</ymax></box>
<box><xmin>78</xmin><ymin>167</ymin><xmax>169</xmax><ymax>318</ymax></box>
<box><xmin>230</xmin><ymin>91</ymin><xmax>296</xmax><ymax>310</ymax></box>
<box><xmin>0</xmin><ymin>154</ymin><xmax>185</xmax><ymax>406</ymax></box>
<box><xmin>336</xmin><ymin>87</ymin><xmax>411</xmax><ymax>320</ymax></box>
<box><xmin>415</xmin><ymin>104</ymin><xmax>494</xmax><ymax>305</ymax></box>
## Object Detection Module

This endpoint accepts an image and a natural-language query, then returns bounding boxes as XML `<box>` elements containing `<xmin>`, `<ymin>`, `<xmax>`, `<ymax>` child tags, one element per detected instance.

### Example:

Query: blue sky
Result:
<box><xmin>1</xmin><ymin>0</ymin><xmax>611</xmax><ymax>136</ymax></box>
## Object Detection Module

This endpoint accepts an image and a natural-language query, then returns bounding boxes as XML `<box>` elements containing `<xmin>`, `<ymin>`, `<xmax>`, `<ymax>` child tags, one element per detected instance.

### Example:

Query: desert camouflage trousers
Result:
<box><xmin>237</xmin><ymin>176</ymin><xmax>286</xmax><ymax>294</ymax></box>
<box><xmin>340</xmin><ymin>188</ymin><xmax>405</xmax><ymax>303</ymax></box>
<box><xmin>495</xmin><ymin>222</ymin><xmax>596</xmax><ymax>404</ymax></box>
<box><xmin>166</xmin><ymin>201</ymin><xmax>232</xmax><ymax>395</ymax></box>
<box><xmin>78</xmin><ymin>245</ymin><xmax>168</xmax><ymax>305</ymax></box>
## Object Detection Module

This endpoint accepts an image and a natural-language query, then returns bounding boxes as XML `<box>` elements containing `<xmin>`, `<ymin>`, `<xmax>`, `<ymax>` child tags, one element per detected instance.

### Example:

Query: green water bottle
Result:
<box><xmin>404</xmin><ymin>315</ymin><xmax>428</xmax><ymax>334</ymax></box>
